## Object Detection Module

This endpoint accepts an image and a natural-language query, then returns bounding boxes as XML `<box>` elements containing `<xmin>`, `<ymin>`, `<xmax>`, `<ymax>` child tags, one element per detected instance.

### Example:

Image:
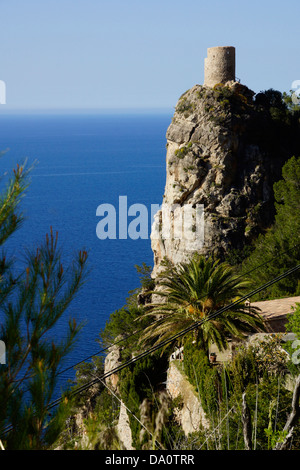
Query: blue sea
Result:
<box><xmin>0</xmin><ymin>112</ymin><xmax>171</xmax><ymax>394</ymax></box>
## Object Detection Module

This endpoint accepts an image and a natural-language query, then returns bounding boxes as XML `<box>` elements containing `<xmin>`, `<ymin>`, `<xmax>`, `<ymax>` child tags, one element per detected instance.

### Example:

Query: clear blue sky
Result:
<box><xmin>1</xmin><ymin>0</ymin><xmax>299</xmax><ymax>111</ymax></box>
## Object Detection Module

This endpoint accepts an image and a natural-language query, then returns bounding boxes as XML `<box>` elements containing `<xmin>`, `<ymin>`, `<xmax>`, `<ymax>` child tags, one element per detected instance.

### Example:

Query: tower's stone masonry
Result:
<box><xmin>204</xmin><ymin>46</ymin><xmax>235</xmax><ymax>87</ymax></box>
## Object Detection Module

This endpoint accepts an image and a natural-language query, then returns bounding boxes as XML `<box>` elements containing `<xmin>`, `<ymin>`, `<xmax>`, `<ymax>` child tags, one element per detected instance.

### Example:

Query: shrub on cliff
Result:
<box><xmin>241</xmin><ymin>155</ymin><xmax>300</xmax><ymax>299</ymax></box>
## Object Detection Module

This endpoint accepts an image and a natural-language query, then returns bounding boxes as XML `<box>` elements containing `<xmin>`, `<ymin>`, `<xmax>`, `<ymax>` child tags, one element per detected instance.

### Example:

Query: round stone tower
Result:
<box><xmin>204</xmin><ymin>46</ymin><xmax>235</xmax><ymax>87</ymax></box>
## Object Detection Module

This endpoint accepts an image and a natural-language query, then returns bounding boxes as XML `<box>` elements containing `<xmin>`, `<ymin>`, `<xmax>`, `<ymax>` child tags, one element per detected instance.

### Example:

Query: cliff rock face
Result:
<box><xmin>151</xmin><ymin>82</ymin><xmax>296</xmax><ymax>275</ymax></box>
<box><xmin>104</xmin><ymin>342</ymin><xmax>122</xmax><ymax>391</ymax></box>
<box><xmin>167</xmin><ymin>361</ymin><xmax>209</xmax><ymax>435</ymax></box>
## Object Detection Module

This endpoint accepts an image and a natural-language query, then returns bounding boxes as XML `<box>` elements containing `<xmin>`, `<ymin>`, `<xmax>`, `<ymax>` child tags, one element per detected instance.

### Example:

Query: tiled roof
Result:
<box><xmin>250</xmin><ymin>296</ymin><xmax>300</xmax><ymax>320</ymax></box>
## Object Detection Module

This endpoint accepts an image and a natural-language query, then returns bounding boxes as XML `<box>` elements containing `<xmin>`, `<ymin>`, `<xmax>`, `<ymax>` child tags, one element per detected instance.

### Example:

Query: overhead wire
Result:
<box><xmin>41</xmin><ymin>240</ymin><xmax>300</xmax><ymax>380</ymax></box>
<box><xmin>43</xmin><ymin>262</ymin><xmax>300</xmax><ymax>411</ymax></box>
<box><xmin>6</xmin><ymin>240</ymin><xmax>300</xmax><ymax>390</ymax></box>
<box><xmin>93</xmin><ymin>375</ymin><xmax>164</xmax><ymax>450</ymax></box>
<box><xmin>1</xmin><ymin>250</ymin><xmax>300</xmax><ymax>438</ymax></box>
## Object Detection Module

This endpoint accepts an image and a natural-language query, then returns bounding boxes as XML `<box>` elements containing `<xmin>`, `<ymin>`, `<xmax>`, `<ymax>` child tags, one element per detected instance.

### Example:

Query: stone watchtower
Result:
<box><xmin>204</xmin><ymin>46</ymin><xmax>236</xmax><ymax>87</ymax></box>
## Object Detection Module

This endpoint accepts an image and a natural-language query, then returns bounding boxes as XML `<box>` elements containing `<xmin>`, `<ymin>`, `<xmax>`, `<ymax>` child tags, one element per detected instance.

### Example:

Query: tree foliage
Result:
<box><xmin>139</xmin><ymin>255</ymin><xmax>265</xmax><ymax>354</ymax></box>
<box><xmin>0</xmin><ymin>163</ymin><xmax>88</xmax><ymax>450</ymax></box>
<box><xmin>241</xmin><ymin>155</ymin><xmax>300</xmax><ymax>299</ymax></box>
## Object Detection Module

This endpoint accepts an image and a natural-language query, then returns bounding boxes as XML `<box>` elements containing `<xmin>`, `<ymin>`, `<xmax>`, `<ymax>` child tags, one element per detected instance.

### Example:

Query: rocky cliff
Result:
<box><xmin>98</xmin><ymin>81</ymin><xmax>300</xmax><ymax>450</ymax></box>
<box><xmin>151</xmin><ymin>82</ymin><xmax>298</xmax><ymax>276</ymax></box>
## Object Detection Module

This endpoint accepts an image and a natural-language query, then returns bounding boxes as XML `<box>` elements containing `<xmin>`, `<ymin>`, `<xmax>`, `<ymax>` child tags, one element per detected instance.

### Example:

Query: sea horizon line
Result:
<box><xmin>0</xmin><ymin>106</ymin><xmax>174</xmax><ymax>116</ymax></box>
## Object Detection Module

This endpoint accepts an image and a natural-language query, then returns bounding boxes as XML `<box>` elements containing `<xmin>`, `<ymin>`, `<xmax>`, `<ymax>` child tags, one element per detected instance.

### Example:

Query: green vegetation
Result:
<box><xmin>282</xmin><ymin>303</ymin><xmax>300</xmax><ymax>376</ymax></box>
<box><xmin>213</xmin><ymin>83</ymin><xmax>249</xmax><ymax>110</ymax></box>
<box><xmin>56</xmin><ymin>357</ymin><xmax>122</xmax><ymax>450</ymax></box>
<box><xmin>100</xmin><ymin>304</ymin><xmax>146</xmax><ymax>349</ymax></box>
<box><xmin>60</xmin><ymin>265</ymin><xmax>180</xmax><ymax>450</ymax></box>
<box><xmin>70</xmin><ymin>151</ymin><xmax>299</xmax><ymax>450</ymax></box>
<box><xmin>4</xmin><ymin>88</ymin><xmax>297</xmax><ymax>450</ymax></box>
<box><xmin>58</xmin><ymin>251</ymin><xmax>300</xmax><ymax>450</ymax></box>
<box><xmin>99</xmin><ymin>263</ymin><xmax>154</xmax><ymax>350</ymax></box>
<box><xmin>256</xmin><ymin>88</ymin><xmax>300</xmax><ymax>123</ymax></box>
<box><xmin>139</xmin><ymin>255</ymin><xmax>264</xmax><ymax>354</ymax></box>
<box><xmin>182</xmin><ymin>335</ymin><xmax>300</xmax><ymax>450</ymax></box>
<box><xmin>176</xmin><ymin>97</ymin><xmax>195</xmax><ymax>117</ymax></box>
<box><xmin>0</xmin><ymin>163</ymin><xmax>88</xmax><ymax>450</ymax></box>
<box><xmin>283</xmin><ymin>90</ymin><xmax>300</xmax><ymax>114</ymax></box>
<box><xmin>134</xmin><ymin>262</ymin><xmax>155</xmax><ymax>291</ymax></box>
<box><xmin>183</xmin><ymin>340</ymin><xmax>220</xmax><ymax>414</ymax></box>
<box><xmin>174</xmin><ymin>143</ymin><xmax>192</xmax><ymax>159</ymax></box>
<box><xmin>197</xmin><ymin>83</ymin><xmax>254</xmax><ymax>127</ymax></box>
<box><xmin>241</xmin><ymin>155</ymin><xmax>300</xmax><ymax>299</ymax></box>
<box><xmin>60</xmin><ymin>90</ymin><xmax>300</xmax><ymax>451</ymax></box>
<box><xmin>96</xmin><ymin>265</ymin><xmax>179</xmax><ymax>450</ymax></box>
<box><xmin>118</xmin><ymin>351</ymin><xmax>171</xmax><ymax>449</ymax></box>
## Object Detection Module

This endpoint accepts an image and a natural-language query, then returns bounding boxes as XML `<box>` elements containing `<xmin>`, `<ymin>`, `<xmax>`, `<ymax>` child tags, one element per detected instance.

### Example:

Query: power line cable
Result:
<box><xmin>44</xmin><ymin>262</ymin><xmax>300</xmax><ymax>410</ymax></box>
<box><xmin>2</xmin><ymin>259</ymin><xmax>300</xmax><ymax>438</ymax></box>
<box><xmin>198</xmin><ymin>406</ymin><xmax>235</xmax><ymax>450</ymax></box>
<box><xmin>39</xmin><ymin>240</ymin><xmax>300</xmax><ymax>381</ymax></box>
<box><xmin>94</xmin><ymin>375</ymin><xmax>164</xmax><ymax>450</ymax></box>
<box><xmin>8</xmin><ymin>240</ymin><xmax>300</xmax><ymax>390</ymax></box>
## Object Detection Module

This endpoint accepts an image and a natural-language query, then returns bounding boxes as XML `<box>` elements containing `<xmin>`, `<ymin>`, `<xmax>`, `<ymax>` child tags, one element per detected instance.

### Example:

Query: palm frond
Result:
<box><xmin>139</xmin><ymin>254</ymin><xmax>266</xmax><ymax>353</ymax></box>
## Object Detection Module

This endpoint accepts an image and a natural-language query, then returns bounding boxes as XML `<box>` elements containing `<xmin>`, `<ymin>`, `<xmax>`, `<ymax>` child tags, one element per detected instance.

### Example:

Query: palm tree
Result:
<box><xmin>139</xmin><ymin>255</ymin><xmax>265</xmax><ymax>354</ymax></box>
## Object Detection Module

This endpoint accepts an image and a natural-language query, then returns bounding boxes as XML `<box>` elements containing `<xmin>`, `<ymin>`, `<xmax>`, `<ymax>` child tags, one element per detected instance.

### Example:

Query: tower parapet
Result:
<box><xmin>204</xmin><ymin>46</ymin><xmax>235</xmax><ymax>87</ymax></box>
